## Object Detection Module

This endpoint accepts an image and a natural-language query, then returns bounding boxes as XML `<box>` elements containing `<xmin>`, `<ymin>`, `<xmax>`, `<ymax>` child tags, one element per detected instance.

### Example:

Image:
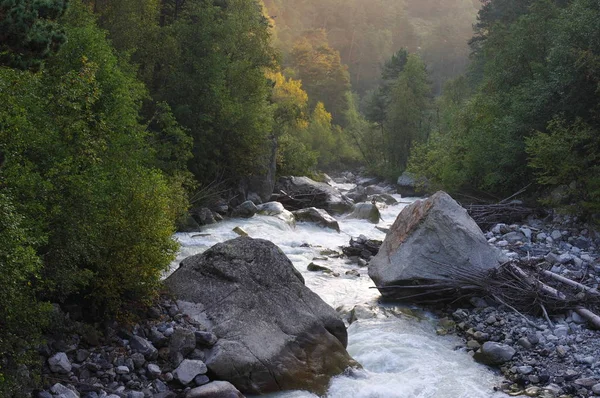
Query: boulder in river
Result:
<box><xmin>347</xmin><ymin>203</ymin><xmax>381</xmax><ymax>224</ymax></box>
<box><xmin>232</xmin><ymin>201</ymin><xmax>258</xmax><ymax>218</ymax></box>
<box><xmin>368</xmin><ymin>191</ymin><xmax>506</xmax><ymax>298</ymax></box>
<box><xmin>164</xmin><ymin>237</ymin><xmax>356</xmax><ymax>395</ymax></box>
<box><xmin>292</xmin><ymin>207</ymin><xmax>340</xmax><ymax>232</ymax></box>
<box><xmin>256</xmin><ymin>202</ymin><xmax>295</xmax><ymax>226</ymax></box>
<box><xmin>274</xmin><ymin>176</ymin><xmax>354</xmax><ymax>214</ymax></box>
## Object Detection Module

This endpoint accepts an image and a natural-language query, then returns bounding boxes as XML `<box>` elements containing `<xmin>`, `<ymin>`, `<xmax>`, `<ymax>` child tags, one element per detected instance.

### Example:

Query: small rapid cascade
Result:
<box><xmin>170</xmin><ymin>182</ymin><xmax>509</xmax><ymax>398</ymax></box>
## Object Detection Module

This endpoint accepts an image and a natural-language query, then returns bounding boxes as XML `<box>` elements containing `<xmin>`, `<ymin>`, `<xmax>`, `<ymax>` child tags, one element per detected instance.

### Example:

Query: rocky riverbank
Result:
<box><xmin>36</xmin><ymin>296</ymin><xmax>243</xmax><ymax>398</ymax></box>
<box><xmin>436</xmin><ymin>214</ymin><xmax>600</xmax><ymax>398</ymax></box>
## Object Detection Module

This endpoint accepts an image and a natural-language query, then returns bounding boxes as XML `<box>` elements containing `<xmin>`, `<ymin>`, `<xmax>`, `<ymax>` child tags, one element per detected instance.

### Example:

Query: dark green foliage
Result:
<box><xmin>0</xmin><ymin>0</ymin><xmax>184</xmax><ymax>318</ymax></box>
<box><xmin>409</xmin><ymin>0</ymin><xmax>600</xmax><ymax>214</ymax></box>
<box><xmin>0</xmin><ymin>0</ymin><xmax>68</xmax><ymax>70</ymax></box>
<box><xmin>160</xmin><ymin>0</ymin><xmax>276</xmax><ymax>185</ymax></box>
<box><xmin>527</xmin><ymin>119</ymin><xmax>600</xmax><ymax>215</ymax></box>
<box><xmin>0</xmin><ymin>193</ymin><xmax>50</xmax><ymax>396</ymax></box>
<box><xmin>360</xmin><ymin>52</ymin><xmax>432</xmax><ymax>176</ymax></box>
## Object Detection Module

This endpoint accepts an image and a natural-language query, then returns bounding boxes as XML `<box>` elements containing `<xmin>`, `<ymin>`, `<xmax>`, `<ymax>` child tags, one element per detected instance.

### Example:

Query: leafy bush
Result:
<box><xmin>0</xmin><ymin>193</ymin><xmax>50</xmax><ymax>396</ymax></box>
<box><xmin>526</xmin><ymin>118</ymin><xmax>600</xmax><ymax>215</ymax></box>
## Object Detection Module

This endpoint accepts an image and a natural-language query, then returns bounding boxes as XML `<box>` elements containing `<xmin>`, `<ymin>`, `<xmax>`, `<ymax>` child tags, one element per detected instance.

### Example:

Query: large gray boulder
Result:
<box><xmin>369</xmin><ymin>191</ymin><xmax>506</xmax><ymax>298</ymax></box>
<box><xmin>347</xmin><ymin>203</ymin><xmax>381</xmax><ymax>224</ymax></box>
<box><xmin>292</xmin><ymin>207</ymin><xmax>340</xmax><ymax>232</ymax></box>
<box><xmin>164</xmin><ymin>237</ymin><xmax>356</xmax><ymax>395</ymax></box>
<box><xmin>274</xmin><ymin>176</ymin><xmax>354</xmax><ymax>214</ymax></box>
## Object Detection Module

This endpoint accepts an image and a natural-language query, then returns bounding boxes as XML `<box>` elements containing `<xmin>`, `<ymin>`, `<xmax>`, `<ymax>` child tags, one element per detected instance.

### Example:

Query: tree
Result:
<box><xmin>162</xmin><ymin>0</ymin><xmax>276</xmax><ymax>185</ymax></box>
<box><xmin>0</xmin><ymin>0</ymin><xmax>68</xmax><ymax>70</ymax></box>
<box><xmin>385</xmin><ymin>53</ymin><xmax>431</xmax><ymax>170</ymax></box>
<box><xmin>289</xmin><ymin>30</ymin><xmax>351</xmax><ymax>125</ymax></box>
<box><xmin>0</xmin><ymin>0</ymin><xmax>185</xmax><ymax>317</ymax></box>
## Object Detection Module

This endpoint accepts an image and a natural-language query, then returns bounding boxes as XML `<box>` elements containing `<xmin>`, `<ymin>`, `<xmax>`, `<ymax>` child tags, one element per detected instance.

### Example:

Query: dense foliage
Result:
<box><xmin>0</xmin><ymin>0</ymin><xmax>68</xmax><ymax>70</ymax></box>
<box><xmin>407</xmin><ymin>0</ymin><xmax>600</xmax><ymax>215</ymax></box>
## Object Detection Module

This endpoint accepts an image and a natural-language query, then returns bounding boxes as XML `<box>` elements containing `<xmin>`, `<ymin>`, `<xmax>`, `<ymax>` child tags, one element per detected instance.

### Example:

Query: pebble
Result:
<box><xmin>517</xmin><ymin>365</ymin><xmax>534</xmax><ymax>375</ymax></box>
<box><xmin>173</xmin><ymin>359</ymin><xmax>207</xmax><ymax>385</ymax></box>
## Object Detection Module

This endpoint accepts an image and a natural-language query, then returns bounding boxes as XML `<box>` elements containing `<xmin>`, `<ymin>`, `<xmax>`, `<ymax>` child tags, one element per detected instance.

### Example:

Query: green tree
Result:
<box><xmin>0</xmin><ymin>0</ymin><xmax>68</xmax><ymax>70</ymax></box>
<box><xmin>385</xmin><ymin>53</ymin><xmax>431</xmax><ymax>171</ymax></box>
<box><xmin>0</xmin><ymin>192</ymin><xmax>49</xmax><ymax>397</ymax></box>
<box><xmin>162</xmin><ymin>0</ymin><xmax>276</xmax><ymax>185</ymax></box>
<box><xmin>0</xmin><ymin>0</ymin><xmax>184</xmax><ymax>317</ymax></box>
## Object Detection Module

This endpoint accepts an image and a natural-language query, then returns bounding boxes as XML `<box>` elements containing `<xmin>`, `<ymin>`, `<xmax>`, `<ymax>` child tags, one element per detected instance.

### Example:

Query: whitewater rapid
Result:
<box><xmin>169</xmin><ymin>185</ymin><xmax>509</xmax><ymax>398</ymax></box>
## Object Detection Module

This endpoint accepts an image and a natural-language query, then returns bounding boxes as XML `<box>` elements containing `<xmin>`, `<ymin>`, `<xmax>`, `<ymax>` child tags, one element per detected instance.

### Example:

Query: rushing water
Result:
<box><xmin>169</xmin><ymin>183</ymin><xmax>509</xmax><ymax>398</ymax></box>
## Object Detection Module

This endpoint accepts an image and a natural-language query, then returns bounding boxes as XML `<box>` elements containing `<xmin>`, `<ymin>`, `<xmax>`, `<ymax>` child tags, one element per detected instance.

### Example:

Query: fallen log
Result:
<box><xmin>541</xmin><ymin>270</ymin><xmax>600</xmax><ymax>297</ymax></box>
<box><xmin>575</xmin><ymin>307</ymin><xmax>600</xmax><ymax>330</ymax></box>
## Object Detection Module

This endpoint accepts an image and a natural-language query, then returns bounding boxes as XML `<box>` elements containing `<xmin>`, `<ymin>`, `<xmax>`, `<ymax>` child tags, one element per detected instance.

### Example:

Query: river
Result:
<box><xmin>169</xmin><ymin>182</ymin><xmax>509</xmax><ymax>398</ymax></box>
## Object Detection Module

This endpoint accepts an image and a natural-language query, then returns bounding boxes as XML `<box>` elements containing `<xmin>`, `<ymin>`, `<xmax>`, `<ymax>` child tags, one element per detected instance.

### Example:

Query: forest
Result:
<box><xmin>1</xmin><ymin>0</ymin><xmax>599</xmax><ymax>395</ymax></box>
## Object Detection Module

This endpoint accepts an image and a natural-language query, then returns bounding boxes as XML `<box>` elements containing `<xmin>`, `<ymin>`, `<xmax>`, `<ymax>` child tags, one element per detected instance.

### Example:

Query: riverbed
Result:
<box><xmin>170</xmin><ymin>187</ymin><xmax>509</xmax><ymax>398</ymax></box>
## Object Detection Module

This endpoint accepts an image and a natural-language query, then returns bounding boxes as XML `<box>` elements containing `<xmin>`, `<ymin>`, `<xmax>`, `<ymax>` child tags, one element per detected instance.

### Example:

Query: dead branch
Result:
<box><xmin>575</xmin><ymin>307</ymin><xmax>600</xmax><ymax>329</ymax></box>
<box><xmin>541</xmin><ymin>270</ymin><xmax>600</xmax><ymax>297</ymax></box>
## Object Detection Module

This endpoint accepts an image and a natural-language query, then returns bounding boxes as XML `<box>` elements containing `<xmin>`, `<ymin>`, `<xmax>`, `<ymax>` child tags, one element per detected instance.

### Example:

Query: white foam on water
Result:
<box><xmin>169</xmin><ymin>193</ymin><xmax>509</xmax><ymax>397</ymax></box>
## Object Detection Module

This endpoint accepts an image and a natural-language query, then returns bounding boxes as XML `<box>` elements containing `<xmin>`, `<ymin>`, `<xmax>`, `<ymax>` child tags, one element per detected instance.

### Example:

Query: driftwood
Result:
<box><xmin>465</xmin><ymin>203</ymin><xmax>537</xmax><ymax>230</ymax></box>
<box><xmin>541</xmin><ymin>270</ymin><xmax>600</xmax><ymax>297</ymax></box>
<box><xmin>370</xmin><ymin>255</ymin><xmax>600</xmax><ymax>330</ymax></box>
<box><xmin>575</xmin><ymin>307</ymin><xmax>600</xmax><ymax>329</ymax></box>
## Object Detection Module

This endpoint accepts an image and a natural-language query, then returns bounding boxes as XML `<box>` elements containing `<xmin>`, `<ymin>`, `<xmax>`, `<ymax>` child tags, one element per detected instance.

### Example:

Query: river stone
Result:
<box><xmin>164</xmin><ymin>237</ymin><xmax>356</xmax><ymax>395</ymax></box>
<box><xmin>130</xmin><ymin>336</ymin><xmax>158</xmax><ymax>360</ymax></box>
<box><xmin>186</xmin><ymin>381</ymin><xmax>244</xmax><ymax>398</ymax></box>
<box><xmin>148</xmin><ymin>363</ymin><xmax>161</xmax><ymax>378</ymax></box>
<box><xmin>275</xmin><ymin>176</ymin><xmax>354</xmax><ymax>214</ymax></box>
<box><xmin>307</xmin><ymin>262</ymin><xmax>332</xmax><ymax>273</ymax></box>
<box><xmin>232</xmin><ymin>201</ymin><xmax>258</xmax><ymax>218</ymax></box>
<box><xmin>474</xmin><ymin>342</ymin><xmax>516</xmax><ymax>365</ymax></box>
<box><xmin>195</xmin><ymin>331</ymin><xmax>218</xmax><ymax>348</ymax></box>
<box><xmin>347</xmin><ymin>203</ymin><xmax>380</xmax><ymax>224</ymax></box>
<box><xmin>368</xmin><ymin>191</ymin><xmax>506</xmax><ymax>298</ymax></box>
<box><xmin>48</xmin><ymin>352</ymin><xmax>72</xmax><ymax>374</ymax></box>
<box><xmin>170</xmin><ymin>328</ymin><xmax>196</xmax><ymax>359</ymax></box>
<box><xmin>190</xmin><ymin>207</ymin><xmax>217</xmax><ymax>226</ymax></box>
<box><xmin>50</xmin><ymin>383</ymin><xmax>79</xmax><ymax>398</ymax></box>
<box><xmin>256</xmin><ymin>202</ymin><xmax>295</xmax><ymax>226</ymax></box>
<box><xmin>368</xmin><ymin>194</ymin><xmax>397</xmax><ymax>205</ymax></box>
<box><xmin>174</xmin><ymin>359</ymin><xmax>208</xmax><ymax>386</ymax></box>
<box><xmin>292</xmin><ymin>207</ymin><xmax>340</xmax><ymax>232</ymax></box>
